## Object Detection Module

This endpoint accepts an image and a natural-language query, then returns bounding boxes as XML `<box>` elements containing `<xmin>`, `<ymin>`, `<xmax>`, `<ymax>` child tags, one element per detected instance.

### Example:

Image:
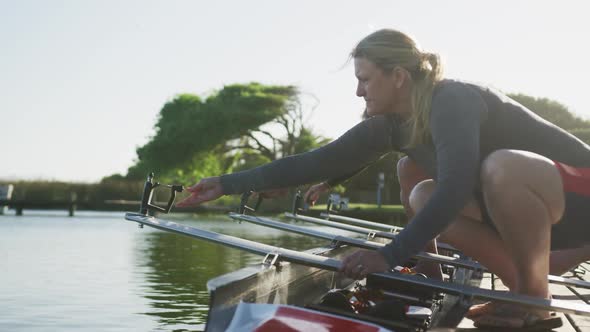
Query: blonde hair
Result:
<box><xmin>352</xmin><ymin>29</ymin><xmax>443</xmax><ymax>146</ymax></box>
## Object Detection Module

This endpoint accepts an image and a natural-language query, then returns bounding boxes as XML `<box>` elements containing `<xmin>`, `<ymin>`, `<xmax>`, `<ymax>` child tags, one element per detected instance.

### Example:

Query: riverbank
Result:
<box><xmin>1</xmin><ymin>201</ymin><xmax>407</xmax><ymax>226</ymax></box>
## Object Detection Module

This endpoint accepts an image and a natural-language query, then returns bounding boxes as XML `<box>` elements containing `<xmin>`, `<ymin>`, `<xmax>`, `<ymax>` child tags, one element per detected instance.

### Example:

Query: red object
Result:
<box><xmin>252</xmin><ymin>305</ymin><xmax>385</xmax><ymax>332</ymax></box>
<box><xmin>226</xmin><ymin>301</ymin><xmax>390</xmax><ymax>331</ymax></box>
<box><xmin>554</xmin><ymin>161</ymin><xmax>590</xmax><ymax>196</ymax></box>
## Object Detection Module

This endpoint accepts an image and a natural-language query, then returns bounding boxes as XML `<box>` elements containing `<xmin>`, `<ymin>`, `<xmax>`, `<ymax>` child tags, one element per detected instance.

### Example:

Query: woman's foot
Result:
<box><xmin>467</xmin><ymin>293</ymin><xmax>553</xmax><ymax>319</ymax></box>
<box><xmin>471</xmin><ymin>303</ymin><xmax>561</xmax><ymax>331</ymax></box>
<box><xmin>465</xmin><ymin>301</ymin><xmax>496</xmax><ymax>319</ymax></box>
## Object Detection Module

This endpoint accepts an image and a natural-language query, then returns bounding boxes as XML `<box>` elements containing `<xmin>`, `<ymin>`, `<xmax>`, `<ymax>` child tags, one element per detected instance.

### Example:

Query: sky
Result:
<box><xmin>1</xmin><ymin>1</ymin><xmax>589</xmax><ymax>182</ymax></box>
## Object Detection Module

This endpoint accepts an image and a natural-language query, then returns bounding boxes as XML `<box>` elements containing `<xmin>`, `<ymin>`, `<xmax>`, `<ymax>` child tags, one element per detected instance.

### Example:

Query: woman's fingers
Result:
<box><xmin>340</xmin><ymin>250</ymin><xmax>362</xmax><ymax>275</ymax></box>
<box><xmin>309</xmin><ymin>191</ymin><xmax>320</xmax><ymax>204</ymax></box>
<box><xmin>339</xmin><ymin>250</ymin><xmax>389</xmax><ymax>280</ymax></box>
<box><xmin>304</xmin><ymin>182</ymin><xmax>328</xmax><ymax>205</ymax></box>
<box><xmin>303</xmin><ymin>190</ymin><xmax>312</xmax><ymax>204</ymax></box>
<box><xmin>180</xmin><ymin>177</ymin><xmax>223</xmax><ymax>206</ymax></box>
<box><xmin>186</xmin><ymin>182</ymin><xmax>203</xmax><ymax>193</ymax></box>
<box><xmin>304</xmin><ymin>190</ymin><xmax>315</xmax><ymax>204</ymax></box>
<box><xmin>178</xmin><ymin>190</ymin><xmax>213</xmax><ymax>207</ymax></box>
<box><xmin>340</xmin><ymin>251</ymin><xmax>355</xmax><ymax>271</ymax></box>
<box><xmin>177</xmin><ymin>191</ymin><xmax>214</xmax><ymax>207</ymax></box>
<box><xmin>176</xmin><ymin>193</ymin><xmax>199</xmax><ymax>207</ymax></box>
<box><xmin>353</xmin><ymin>264</ymin><xmax>369</xmax><ymax>280</ymax></box>
<box><xmin>178</xmin><ymin>183</ymin><xmax>204</xmax><ymax>206</ymax></box>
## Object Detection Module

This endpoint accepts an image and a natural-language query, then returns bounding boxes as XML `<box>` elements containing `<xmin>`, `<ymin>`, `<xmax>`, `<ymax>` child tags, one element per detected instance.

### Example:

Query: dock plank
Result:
<box><xmin>563</xmin><ymin>264</ymin><xmax>590</xmax><ymax>331</ymax></box>
<box><xmin>456</xmin><ymin>271</ymin><xmax>585</xmax><ymax>331</ymax></box>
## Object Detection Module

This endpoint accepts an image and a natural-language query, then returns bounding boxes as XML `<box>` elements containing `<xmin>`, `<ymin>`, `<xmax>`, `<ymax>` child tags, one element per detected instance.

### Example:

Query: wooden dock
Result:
<box><xmin>0</xmin><ymin>200</ymin><xmax>77</xmax><ymax>216</ymax></box>
<box><xmin>0</xmin><ymin>195</ymin><xmax>77</xmax><ymax>216</ymax></box>
<box><xmin>455</xmin><ymin>262</ymin><xmax>590</xmax><ymax>331</ymax></box>
<box><xmin>0</xmin><ymin>184</ymin><xmax>14</xmax><ymax>215</ymax></box>
<box><xmin>0</xmin><ymin>198</ymin><xmax>235</xmax><ymax>217</ymax></box>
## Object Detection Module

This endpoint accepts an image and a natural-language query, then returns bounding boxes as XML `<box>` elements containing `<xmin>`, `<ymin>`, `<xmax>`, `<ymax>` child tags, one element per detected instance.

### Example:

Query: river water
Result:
<box><xmin>0</xmin><ymin>210</ymin><xmax>338</xmax><ymax>331</ymax></box>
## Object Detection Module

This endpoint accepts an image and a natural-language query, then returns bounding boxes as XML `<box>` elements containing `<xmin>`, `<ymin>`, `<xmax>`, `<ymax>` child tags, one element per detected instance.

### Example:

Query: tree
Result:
<box><xmin>509</xmin><ymin>93</ymin><xmax>590</xmax><ymax>145</ymax></box>
<box><xmin>127</xmin><ymin>83</ymin><xmax>328</xmax><ymax>182</ymax></box>
<box><xmin>223</xmin><ymin>92</ymin><xmax>329</xmax><ymax>161</ymax></box>
<box><xmin>569</xmin><ymin>128</ymin><xmax>590</xmax><ymax>146</ymax></box>
<box><xmin>127</xmin><ymin>83</ymin><xmax>297</xmax><ymax>179</ymax></box>
<box><xmin>508</xmin><ymin>94</ymin><xmax>590</xmax><ymax>130</ymax></box>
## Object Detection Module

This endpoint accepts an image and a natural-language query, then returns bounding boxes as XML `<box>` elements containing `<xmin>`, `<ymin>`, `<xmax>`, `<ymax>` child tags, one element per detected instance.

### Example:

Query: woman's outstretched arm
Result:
<box><xmin>178</xmin><ymin>114</ymin><xmax>399</xmax><ymax>207</ymax></box>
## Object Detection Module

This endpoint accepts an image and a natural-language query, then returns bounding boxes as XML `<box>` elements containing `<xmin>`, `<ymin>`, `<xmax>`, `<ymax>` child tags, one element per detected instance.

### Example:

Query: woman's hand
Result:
<box><xmin>176</xmin><ymin>176</ymin><xmax>223</xmax><ymax>207</ymax></box>
<box><xmin>303</xmin><ymin>182</ymin><xmax>331</xmax><ymax>206</ymax></box>
<box><xmin>340</xmin><ymin>249</ymin><xmax>390</xmax><ymax>280</ymax></box>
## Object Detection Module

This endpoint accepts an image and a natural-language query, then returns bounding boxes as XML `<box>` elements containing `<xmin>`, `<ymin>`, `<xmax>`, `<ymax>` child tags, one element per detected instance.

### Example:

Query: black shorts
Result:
<box><xmin>477</xmin><ymin>161</ymin><xmax>590</xmax><ymax>250</ymax></box>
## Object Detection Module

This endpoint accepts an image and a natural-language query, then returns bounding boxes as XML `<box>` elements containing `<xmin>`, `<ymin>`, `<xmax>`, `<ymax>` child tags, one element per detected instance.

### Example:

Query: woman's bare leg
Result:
<box><xmin>400</xmin><ymin>156</ymin><xmax>524</xmax><ymax>284</ymax></box>
<box><xmin>405</xmin><ymin>154</ymin><xmax>590</xmax><ymax>280</ymax></box>
<box><xmin>398</xmin><ymin>156</ymin><xmax>430</xmax><ymax>218</ymax></box>
<box><xmin>481</xmin><ymin>150</ymin><xmax>564</xmax><ymax>305</ymax></box>
<box><xmin>397</xmin><ymin>157</ymin><xmax>442</xmax><ymax>278</ymax></box>
<box><xmin>409</xmin><ymin>180</ymin><xmax>518</xmax><ymax>289</ymax></box>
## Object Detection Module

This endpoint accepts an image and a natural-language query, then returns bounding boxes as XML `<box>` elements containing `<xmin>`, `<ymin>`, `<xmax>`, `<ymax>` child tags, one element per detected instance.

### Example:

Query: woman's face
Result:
<box><xmin>354</xmin><ymin>57</ymin><xmax>408</xmax><ymax>117</ymax></box>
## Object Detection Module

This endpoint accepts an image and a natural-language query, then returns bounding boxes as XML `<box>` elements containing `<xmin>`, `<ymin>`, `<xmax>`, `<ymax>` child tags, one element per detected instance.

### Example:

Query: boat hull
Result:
<box><xmin>205</xmin><ymin>244</ymin><xmax>480</xmax><ymax>331</ymax></box>
<box><xmin>206</xmin><ymin>245</ymin><xmax>356</xmax><ymax>332</ymax></box>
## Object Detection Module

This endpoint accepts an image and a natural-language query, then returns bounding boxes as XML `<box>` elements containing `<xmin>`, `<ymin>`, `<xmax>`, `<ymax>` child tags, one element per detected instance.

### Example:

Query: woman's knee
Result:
<box><xmin>398</xmin><ymin>156</ymin><xmax>430</xmax><ymax>204</ymax></box>
<box><xmin>481</xmin><ymin>149</ymin><xmax>564</xmax><ymax>222</ymax></box>
<box><xmin>481</xmin><ymin>150</ymin><xmax>558</xmax><ymax>186</ymax></box>
<box><xmin>398</xmin><ymin>157</ymin><xmax>429</xmax><ymax>186</ymax></box>
<box><xmin>409</xmin><ymin>179</ymin><xmax>436</xmax><ymax>213</ymax></box>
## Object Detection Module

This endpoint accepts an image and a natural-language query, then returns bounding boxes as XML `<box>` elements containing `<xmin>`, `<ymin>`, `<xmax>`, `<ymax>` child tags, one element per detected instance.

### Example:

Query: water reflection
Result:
<box><xmin>0</xmin><ymin>212</ymin><xmax>350</xmax><ymax>331</ymax></box>
<box><xmin>134</xmin><ymin>218</ymin><xmax>328</xmax><ymax>331</ymax></box>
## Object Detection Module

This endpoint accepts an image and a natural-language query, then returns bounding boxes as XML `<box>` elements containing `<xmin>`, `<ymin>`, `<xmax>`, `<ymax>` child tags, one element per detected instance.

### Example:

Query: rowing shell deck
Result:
<box><xmin>454</xmin><ymin>262</ymin><xmax>590</xmax><ymax>331</ymax></box>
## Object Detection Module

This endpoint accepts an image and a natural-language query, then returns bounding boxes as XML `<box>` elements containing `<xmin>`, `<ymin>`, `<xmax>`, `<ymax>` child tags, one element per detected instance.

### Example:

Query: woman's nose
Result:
<box><xmin>356</xmin><ymin>82</ymin><xmax>364</xmax><ymax>97</ymax></box>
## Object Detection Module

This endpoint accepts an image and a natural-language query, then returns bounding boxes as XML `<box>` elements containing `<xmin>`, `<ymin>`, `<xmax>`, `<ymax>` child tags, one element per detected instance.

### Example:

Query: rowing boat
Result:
<box><xmin>125</xmin><ymin>211</ymin><xmax>480</xmax><ymax>331</ymax></box>
<box><xmin>124</xmin><ymin>175</ymin><xmax>590</xmax><ymax>331</ymax></box>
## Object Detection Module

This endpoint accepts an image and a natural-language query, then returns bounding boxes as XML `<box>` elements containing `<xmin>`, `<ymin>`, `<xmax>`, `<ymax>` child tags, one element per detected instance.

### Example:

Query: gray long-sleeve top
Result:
<box><xmin>220</xmin><ymin>80</ymin><xmax>590</xmax><ymax>267</ymax></box>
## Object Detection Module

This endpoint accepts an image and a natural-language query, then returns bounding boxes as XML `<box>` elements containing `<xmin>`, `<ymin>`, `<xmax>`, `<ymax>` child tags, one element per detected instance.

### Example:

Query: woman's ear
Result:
<box><xmin>392</xmin><ymin>66</ymin><xmax>411</xmax><ymax>89</ymax></box>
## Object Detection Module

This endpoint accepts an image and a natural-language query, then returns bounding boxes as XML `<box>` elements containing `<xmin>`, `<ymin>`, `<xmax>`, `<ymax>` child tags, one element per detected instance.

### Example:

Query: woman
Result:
<box><xmin>305</xmin><ymin>156</ymin><xmax>590</xmax><ymax>313</ymax></box>
<box><xmin>177</xmin><ymin>29</ymin><xmax>590</xmax><ymax>329</ymax></box>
